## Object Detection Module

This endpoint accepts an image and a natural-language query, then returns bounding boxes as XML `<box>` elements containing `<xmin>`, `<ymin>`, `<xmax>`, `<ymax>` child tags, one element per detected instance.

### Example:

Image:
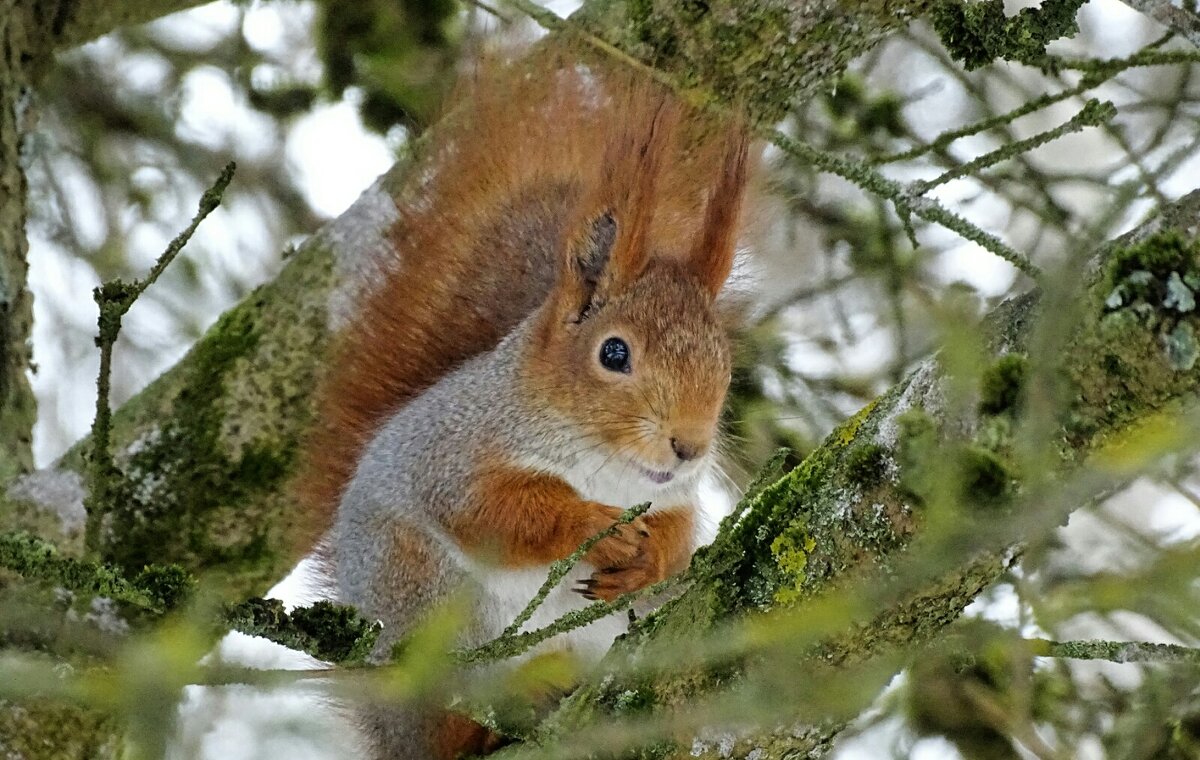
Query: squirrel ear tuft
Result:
<box><xmin>688</xmin><ymin>126</ymin><xmax>750</xmax><ymax>300</ymax></box>
<box><xmin>563</xmin><ymin>212</ymin><xmax>617</xmax><ymax>319</ymax></box>
<box><xmin>600</xmin><ymin>96</ymin><xmax>677</xmax><ymax>291</ymax></box>
<box><xmin>557</xmin><ymin>92</ymin><xmax>678</xmax><ymax>320</ymax></box>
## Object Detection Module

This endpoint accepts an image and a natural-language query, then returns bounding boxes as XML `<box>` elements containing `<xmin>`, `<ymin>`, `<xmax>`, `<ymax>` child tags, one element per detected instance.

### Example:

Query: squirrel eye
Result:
<box><xmin>599</xmin><ymin>337</ymin><xmax>631</xmax><ymax>373</ymax></box>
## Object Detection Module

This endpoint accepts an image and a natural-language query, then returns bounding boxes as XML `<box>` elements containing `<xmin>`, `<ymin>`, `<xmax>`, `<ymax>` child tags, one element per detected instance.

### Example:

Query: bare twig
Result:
<box><xmin>83</xmin><ymin>162</ymin><xmax>236</xmax><ymax>555</ymax></box>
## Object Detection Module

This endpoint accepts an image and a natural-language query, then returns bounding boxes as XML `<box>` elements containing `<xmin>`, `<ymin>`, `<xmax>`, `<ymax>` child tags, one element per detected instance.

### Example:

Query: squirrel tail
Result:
<box><xmin>294</xmin><ymin>49</ymin><xmax>748</xmax><ymax>554</ymax></box>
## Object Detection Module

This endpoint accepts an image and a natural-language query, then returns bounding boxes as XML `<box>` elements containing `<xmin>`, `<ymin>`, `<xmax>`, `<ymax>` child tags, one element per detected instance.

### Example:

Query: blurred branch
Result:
<box><xmin>21</xmin><ymin>0</ymin><xmax>214</xmax><ymax>52</ymax></box>
<box><xmin>0</xmin><ymin>3</ymin><xmax>40</xmax><ymax>485</ymax></box>
<box><xmin>1120</xmin><ymin>0</ymin><xmax>1200</xmax><ymax>49</ymax></box>
<box><xmin>1030</xmin><ymin>638</ymin><xmax>1200</xmax><ymax>663</ymax></box>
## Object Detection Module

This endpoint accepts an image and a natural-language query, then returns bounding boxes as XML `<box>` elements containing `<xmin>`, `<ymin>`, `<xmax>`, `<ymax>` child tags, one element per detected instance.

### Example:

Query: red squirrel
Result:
<box><xmin>297</xmin><ymin>51</ymin><xmax>752</xmax><ymax>759</ymax></box>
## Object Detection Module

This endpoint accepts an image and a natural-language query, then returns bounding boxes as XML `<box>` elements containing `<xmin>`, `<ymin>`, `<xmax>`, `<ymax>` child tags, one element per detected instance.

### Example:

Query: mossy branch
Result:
<box><xmin>929</xmin><ymin>0</ymin><xmax>1087</xmax><ymax>71</ymax></box>
<box><xmin>0</xmin><ymin>530</ymin><xmax>192</xmax><ymax>613</ymax></box>
<box><xmin>1029</xmin><ymin>638</ymin><xmax>1200</xmax><ymax>664</ymax></box>
<box><xmin>223</xmin><ymin>597</ymin><xmax>382</xmax><ymax>665</ymax></box>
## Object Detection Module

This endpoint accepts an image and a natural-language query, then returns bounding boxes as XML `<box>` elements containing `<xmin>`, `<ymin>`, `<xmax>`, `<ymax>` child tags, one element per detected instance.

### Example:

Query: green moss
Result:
<box><xmin>0</xmin><ymin>698</ymin><xmax>117</xmax><ymax>760</ymax></box>
<box><xmin>721</xmin><ymin>399</ymin><xmax>886</xmax><ymax>609</ymax></box>
<box><xmin>957</xmin><ymin>445</ymin><xmax>1013</xmax><ymax>507</ymax></box>
<box><xmin>0</xmin><ymin>530</ymin><xmax>193</xmax><ymax>614</ymax></box>
<box><xmin>843</xmin><ymin>443</ymin><xmax>888</xmax><ymax>488</ymax></box>
<box><xmin>223</xmin><ymin>597</ymin><xmax>381</xmax><ymax>665</ymax></box>
<box><xmin>895</xmin><ymin>411</ymin><xmax>1013</xmax><ymax>509</ymax></box>
<box><xmin>1107</xmin><ymin>230</ymin><xmax>1198</xmax><ymax>286</ymax></box>
<box><xmin>770</xmin><ymin>529</ymin><xmax>816</xmax><ymax>605</ymax></box>
<box><xmin>930</xmin><ymin>0</ymin><xmax>1086</xmax><ymax>71</ymax></box>
<box><xmin>896</xmin><ymin>410</ymin><xmax>938</xmax><ymax>502</ymax></box>
<box><xmin>979</xmin><ymin>353</ymin><xmax>1029</xmax><ymax>415</ymax></box>
<box><xmin>1068</xmin><ymin>230</ymin><xmax>1200</xmax><ymax>448</ymax></box>
<box><xmin>97</xmin><ymin>305</ymin><xmax>281</xmax><ymax>582</ymax></box>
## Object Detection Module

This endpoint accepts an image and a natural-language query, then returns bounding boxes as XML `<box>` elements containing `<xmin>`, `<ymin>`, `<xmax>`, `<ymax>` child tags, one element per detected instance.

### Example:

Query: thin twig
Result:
<box><xmin>458</xmin><ymin>574</ymin><xmax>687</xmax><ymax>665</ymax></box>
<box><xmin>911</xmin><ymin>100</ymin><xmax>1116</xmax><ymax>194</ymax></box>
<box><xmin>501</xmin><ymin>502</ymin><xmax>652</xmax><ymax>638</ymax></box>
<box><xmin>83</xmin><ymin>162</ymin><xmax>236</xmax><ymax>555</ymax></box>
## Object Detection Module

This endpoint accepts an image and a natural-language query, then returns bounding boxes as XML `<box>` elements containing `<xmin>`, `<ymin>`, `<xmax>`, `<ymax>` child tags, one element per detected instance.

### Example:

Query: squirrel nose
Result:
<box><xmin>670</xmin><ymin>437</ymin><xmax>704</xmax><ymax>462</ymax></box>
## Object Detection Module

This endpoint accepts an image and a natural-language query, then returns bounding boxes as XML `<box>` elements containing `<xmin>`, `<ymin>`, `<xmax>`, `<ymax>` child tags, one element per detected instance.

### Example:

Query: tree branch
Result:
<box><xmin>18</xmin><ymin>0</ymin><xmax>215</xmax><ymax>53</ymax></box>
<box><xmin>0</xmin><ymin>3</ymin><xmax>40</xmax><ymax>485</ymax></box>
<box><xmin>1120</xmin><ymin>0</ymin><xmax>1200</xmax><ymax>49</ymax></box>
<box><xmin>1029</xmin><ymin>638</ymin><xmax>1200</xmax><ymax>664</ymax></box>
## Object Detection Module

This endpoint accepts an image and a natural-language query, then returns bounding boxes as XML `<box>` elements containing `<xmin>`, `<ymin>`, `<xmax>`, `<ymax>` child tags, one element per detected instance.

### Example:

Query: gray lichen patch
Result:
<box><xmin>5</xmin><ymin>469</ymin><xmax>87</xmax><ymax>538</ymax></box>
<box><xmin>1067</xmin><ymin>230</ymin><xmax>1200</xmax><ymax>450</ymax></box>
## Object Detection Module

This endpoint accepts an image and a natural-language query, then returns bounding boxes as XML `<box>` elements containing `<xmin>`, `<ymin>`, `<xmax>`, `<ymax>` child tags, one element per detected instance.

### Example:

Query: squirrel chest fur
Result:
<box><xmin>298</xmin><ymin>56</ymin><xmax>751</xmax><ymax>759</ymax></box>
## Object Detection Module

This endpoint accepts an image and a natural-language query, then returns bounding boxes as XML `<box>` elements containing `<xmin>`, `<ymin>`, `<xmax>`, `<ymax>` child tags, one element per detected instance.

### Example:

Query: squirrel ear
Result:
<box><xmin>555</xmin><ymin>94</ymin><xmax>678</xmax><ymax>321</ymax></box>
<box><xmin>562</xmin><ymin>212</ymin><xmax>617</xmax><ymax>319</ymax></box>
<box><xmin>687</xmin><ymin>126</ymin><xmax>750</xmax><ymax>300</ymax></box>
<box><xmin>573</xmin><ymin>212</ymin><xmax>617</xmax><ymax>291</ymax></box>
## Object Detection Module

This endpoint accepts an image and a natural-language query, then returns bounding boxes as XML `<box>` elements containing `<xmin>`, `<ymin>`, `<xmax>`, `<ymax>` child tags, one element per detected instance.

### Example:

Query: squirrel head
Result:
<box><xmin>524</xmin><ymin>97</ymin><xmax>749</xmax><ymax>487</ymax></box>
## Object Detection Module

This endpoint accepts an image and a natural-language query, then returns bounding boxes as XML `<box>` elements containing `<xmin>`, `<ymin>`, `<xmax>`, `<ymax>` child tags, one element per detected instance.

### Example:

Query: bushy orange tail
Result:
<box><xmin>295</xmin><ymin>49</ymin><xmax>749</xmax><ymax>551</ymax></box>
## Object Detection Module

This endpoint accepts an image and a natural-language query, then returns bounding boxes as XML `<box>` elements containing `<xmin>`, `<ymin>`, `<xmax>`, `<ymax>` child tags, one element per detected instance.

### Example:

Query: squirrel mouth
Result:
<box><xmin>638</xmin><ymin>467</ymin><xmax>675</xmax><ymax>485</ymax></box>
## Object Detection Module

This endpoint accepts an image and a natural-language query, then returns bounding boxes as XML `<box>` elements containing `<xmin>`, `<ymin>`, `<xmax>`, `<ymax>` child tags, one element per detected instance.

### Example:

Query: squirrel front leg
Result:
<box><xmin>578</xmin><ymin>509</ymin><xmax>695</xmax><ymax>602</ymax></box>
<box><xmin>448</xmin><ymin>465</ymin><xmax>650</xmax><ymax>569</ymax></box>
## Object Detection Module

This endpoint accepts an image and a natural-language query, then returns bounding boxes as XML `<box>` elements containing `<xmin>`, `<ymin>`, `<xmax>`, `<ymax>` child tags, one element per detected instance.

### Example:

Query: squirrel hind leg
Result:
<box><xmin>429</xmin><ymin>711</ymin><xmax>510</xmax><ymax>760</ymax></box>
<box><xmin>356</xmin><ymin>705</ymin><xmax>507</xmax><ymax>760</ymax></box>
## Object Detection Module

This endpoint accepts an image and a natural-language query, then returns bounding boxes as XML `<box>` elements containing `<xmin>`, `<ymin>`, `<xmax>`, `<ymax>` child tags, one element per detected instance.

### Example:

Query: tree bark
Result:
<box><xmin>0</xmin><ymin>2</ymin><xmax>39</xmax><ymax>484</ymax></box>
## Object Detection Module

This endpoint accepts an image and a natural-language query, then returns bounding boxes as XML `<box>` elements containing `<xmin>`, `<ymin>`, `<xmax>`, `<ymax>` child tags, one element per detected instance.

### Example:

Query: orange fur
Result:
<box><xmin>295</xmin><ymin>48</ymin><xmax>750</xmax><ymax>551</ymax></box>
<box><xmin>429</xmin><ymin>711</ymin><xmax>506</xmax><ymax>760</ymax></box>
<box><xmin>449</xmin><ymin>464</ymin><xmax>650</xmax><ymax>570</ymax></box>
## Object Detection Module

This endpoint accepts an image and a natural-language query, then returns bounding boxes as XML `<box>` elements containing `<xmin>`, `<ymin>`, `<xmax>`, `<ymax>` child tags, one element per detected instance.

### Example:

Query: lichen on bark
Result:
<box><xmin>59</xmin><ymin>242</ymin><xmax>337</xmax><ymax>597</ymax></box>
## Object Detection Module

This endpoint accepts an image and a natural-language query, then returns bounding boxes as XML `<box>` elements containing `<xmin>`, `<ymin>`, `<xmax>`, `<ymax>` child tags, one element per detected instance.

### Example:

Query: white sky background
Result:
<box><xmin>23</xmin><ymin>1</ymin><xmax>1200</xmax><ymax>758</ymax></box>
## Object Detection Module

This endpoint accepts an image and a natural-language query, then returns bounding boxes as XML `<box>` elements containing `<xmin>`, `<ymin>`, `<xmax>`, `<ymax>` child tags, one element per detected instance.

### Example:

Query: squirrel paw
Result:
<box><xmin>582</xmin><ymin>510</ymin><xmax>651</xmax><ymax>569</ymax></box>
<box><xmin>573</xmin><ymin>554</ymin><xmax>664</xmax><ymax>602</ymax></box>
